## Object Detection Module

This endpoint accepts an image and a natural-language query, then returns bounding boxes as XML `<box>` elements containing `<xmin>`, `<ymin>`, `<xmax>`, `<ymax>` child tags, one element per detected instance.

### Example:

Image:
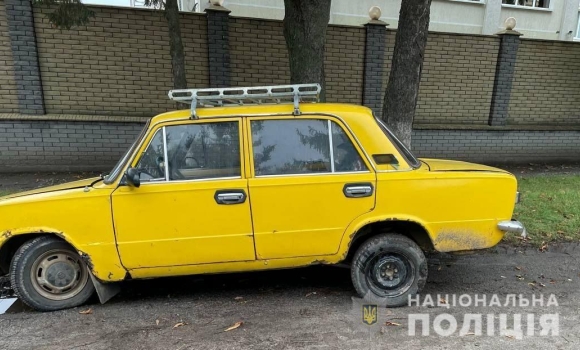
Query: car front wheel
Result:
<box><xmin>351</xmin><ymin>233</ymin><xmax>428</xmax><ymax>307</ymax></box>
<box><xmin>10</xmin><ymin>236</ymin><xmax>95</xmax><ymax>312</ymax></box>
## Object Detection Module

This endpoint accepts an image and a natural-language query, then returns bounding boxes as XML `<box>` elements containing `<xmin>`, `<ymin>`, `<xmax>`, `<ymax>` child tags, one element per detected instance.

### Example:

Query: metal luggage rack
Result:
<box><xmin>168</xmin><ymin>83</ymin><xmax>321</xmax><ymax>119</ymax></box>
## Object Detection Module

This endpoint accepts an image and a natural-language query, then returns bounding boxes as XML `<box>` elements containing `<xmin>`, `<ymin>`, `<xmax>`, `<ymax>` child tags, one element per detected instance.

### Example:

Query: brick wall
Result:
<box><xmin>2</xmin><ymin>119</ymin><xmax>578</xmax><ymax>172</ymax></box>
<box><xmin>33</xmin><ymin>6</ymin><xmax>208</xmax><ymax>117</ymax></box>
<box><xmin>229</xmin><ymin>18</ymin><xmax>364</xmax><ymax>105</ymax></box>
<box><xmin>412</xmin><ymin>129</ymin><xmax>580</xmax><ymax>163</ymax></box>
<box><xmin>0</xmin><ymin>0</ymin><xmax>18</xmax><ymax>113</ymax></box>
<box><xmin>509</xmin><ymin>39</ymin><xmax>580</xmax><ymax>125</ymax></box>
<box><xmin>0</xmin><ymin>120</ymin><xmax>143</xmax><ymax>172</ymax></box>
<box><xmin>324</xmin><ymin>25</ymin><xmax>364</xmax><ymax>105</ymax></box>
<box><xmin>229</xmin><ymin>18</ymin><xmax>290</xmax><ymax>87</ymax></box>
<box><xmin>414</xmin><ymin>33</ymin><xmax>499</xmax><ymax>125</ymax></box>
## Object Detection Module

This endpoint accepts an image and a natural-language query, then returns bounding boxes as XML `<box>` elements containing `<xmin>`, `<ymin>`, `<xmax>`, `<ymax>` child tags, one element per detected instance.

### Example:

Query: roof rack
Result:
<box><xmin>168</xmin><ymin>83</ymin><xmax>321</xmax><ymax>119</ymax></box>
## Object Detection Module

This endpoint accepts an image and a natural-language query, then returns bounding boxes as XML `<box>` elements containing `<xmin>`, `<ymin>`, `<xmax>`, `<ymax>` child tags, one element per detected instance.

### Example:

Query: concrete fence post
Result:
<box><xmin>205</xmin><ymin>4</ymin><xmax>231</xmax><ymax>88</ymax></box>
<box><xmin>362</xmin><ymin>9</ymin><xmax>388</xmax><ymax>117</ymax></box>
<box><xmin>489</xmin><ymin>24</ymin><xmax>522</xmax><ymax>126</ymax></box>
<box><xmin>5</xmin><ymin>0</ymin><xmax>45</xmax><ymax>115</ymax></box>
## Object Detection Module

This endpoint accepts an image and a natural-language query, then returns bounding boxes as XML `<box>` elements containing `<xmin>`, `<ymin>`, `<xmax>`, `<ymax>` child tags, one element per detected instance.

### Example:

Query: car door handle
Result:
<box><xmin>215</xmin><ymin>190</ymin><xmax>247</xmax><ymax>205</ymax></box>
<box><xmin>343</xmin><ymin>183</ymin><xmax>374</xmax><ymax>198</ymax></box>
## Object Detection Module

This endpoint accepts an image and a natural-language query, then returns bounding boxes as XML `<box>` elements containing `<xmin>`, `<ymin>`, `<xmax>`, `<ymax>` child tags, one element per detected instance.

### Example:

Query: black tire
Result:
<box><xmin>351</xmin><ymin>233</ymin><xmax>427</xmax><ymax>307</ymax></box>
<box><xmin>10</xmin><ymin>236</ymin><xmax>95</xmax><ymax>312</ymax></box>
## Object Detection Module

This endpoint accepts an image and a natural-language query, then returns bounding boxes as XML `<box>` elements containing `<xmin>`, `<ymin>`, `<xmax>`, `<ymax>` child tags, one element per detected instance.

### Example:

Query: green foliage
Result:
<box><xmin>510</xmin><ymin>175</ymin><xmax>580</xmax><ymax>245</ymax></box>
<box><xmin>143</xmin><ymin>0</ymin><xmax>165</xmax><ymax>9</ymax></box>
<box><xmin>32</xmin><ymin>0</ymin><xmax>166</xmax><ymax>30</ymax></box>
<box><xmin>32</xmin><ymin>0</ymin><xmax>95</xmax><ymax>30</ymax></box>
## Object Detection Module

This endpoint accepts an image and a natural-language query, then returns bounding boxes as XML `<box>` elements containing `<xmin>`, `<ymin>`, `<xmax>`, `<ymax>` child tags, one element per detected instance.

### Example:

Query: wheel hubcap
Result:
<box><xmin>30</xmin><ymin>250</ymin><xmax>89</xmax><ymax>301</ymax></box>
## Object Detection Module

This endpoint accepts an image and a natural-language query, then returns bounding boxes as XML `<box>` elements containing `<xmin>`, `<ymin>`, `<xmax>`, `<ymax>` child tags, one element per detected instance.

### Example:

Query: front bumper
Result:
<box><xmin>498</xmin><ymin>220</ymin><xmax>528</xmax><ymax>239</ymax></box>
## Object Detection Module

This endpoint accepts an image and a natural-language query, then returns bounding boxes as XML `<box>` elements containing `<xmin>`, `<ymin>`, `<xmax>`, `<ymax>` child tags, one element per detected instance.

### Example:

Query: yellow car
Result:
<box><xmin>0</xmin><ymin>84</ymin><xmax>525</xmax><ymax>311</ymax></box>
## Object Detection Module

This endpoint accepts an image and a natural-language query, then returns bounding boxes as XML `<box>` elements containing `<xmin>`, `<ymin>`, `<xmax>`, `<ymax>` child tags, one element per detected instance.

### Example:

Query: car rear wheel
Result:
<box><xmin>351</xmin><ymin>233</ymin><xmax>427</xmax><ymax>307</ymax></box>
<box><xmin>10</xmin><ymin>236</ymin><xmax>95</xmax><ymax>311</ymax></box>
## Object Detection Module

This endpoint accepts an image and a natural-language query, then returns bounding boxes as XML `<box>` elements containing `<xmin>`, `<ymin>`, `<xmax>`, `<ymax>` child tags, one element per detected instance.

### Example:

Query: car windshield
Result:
<box><xmin>375</xmin><ymin>117</ymin><xmax>421</xmax><ymax>169</ymax></box>
<box><xmin>103</xmin><ymin>121</ymin><xmax>150</xmax><ymax>184</ymax></box>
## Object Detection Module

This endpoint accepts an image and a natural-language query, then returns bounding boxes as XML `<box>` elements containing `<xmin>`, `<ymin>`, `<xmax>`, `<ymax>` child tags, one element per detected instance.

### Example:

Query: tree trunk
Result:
<box><xmin>283</xmin><ymin>0</ymin><xmax>331</xmax><ymax>101</ymax></box>
<box><xmin>382</xmin><ymin>0</ymin><xmax>432</xmax><ymax>148</ymax></box>
<box><xmin>164</xmin><ymin>0</ymin><xmax>187</xmax><ymax>89</ymax></box>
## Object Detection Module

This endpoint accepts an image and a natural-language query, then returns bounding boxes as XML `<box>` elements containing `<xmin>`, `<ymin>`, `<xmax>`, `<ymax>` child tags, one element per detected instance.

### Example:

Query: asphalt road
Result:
<box><xmin>0</xmin><ymin>243</ymin><xmax>579</xmax><ymax>350</ymax></box>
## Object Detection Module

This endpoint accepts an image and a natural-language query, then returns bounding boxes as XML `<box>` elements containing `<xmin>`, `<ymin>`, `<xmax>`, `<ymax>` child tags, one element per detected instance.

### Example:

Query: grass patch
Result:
<box><xmin>510</xmin><ymin>175</ymin><xmax>580</xmax><ymax>245</ymax></box>
<box><xmin>0</xmin><ymin>190</ymin><xmax>12</xmax><ymax>197</ymax></box>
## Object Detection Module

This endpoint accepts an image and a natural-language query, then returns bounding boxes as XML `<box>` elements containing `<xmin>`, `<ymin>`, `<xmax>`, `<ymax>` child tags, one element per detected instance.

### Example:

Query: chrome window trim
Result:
<box><xmin>139</xmin><ymin>176</ymin><xmax>242</xmax><ymax>186</ymax></box>
<box><xmin>328</xmin><ymin>120</ymin><xmax>335</xmax><ymax>173</ymax></box>
<box><xmin>162</xmin><ymin>126</ymin><xmax>169</xmax><ymax>181</ymax></box>
<box><xmin>254</xmin><ymin>170</ymin><xmax>371</xmax><ymax>179</ymax></box>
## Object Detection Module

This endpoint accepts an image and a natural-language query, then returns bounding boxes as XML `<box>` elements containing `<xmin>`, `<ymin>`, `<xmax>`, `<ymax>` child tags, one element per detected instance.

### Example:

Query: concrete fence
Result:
<box><xmin>0</xmin><ymin>0</ymin><xmax>579</xmax><ymax>171</ymax></box>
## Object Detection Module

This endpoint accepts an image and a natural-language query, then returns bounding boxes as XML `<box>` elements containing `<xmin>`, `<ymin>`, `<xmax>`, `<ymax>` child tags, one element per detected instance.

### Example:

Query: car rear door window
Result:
<box><xmin>251</xmin><ymin>119</ymin><xmax>367</xmax><ymax>176</ymax></box>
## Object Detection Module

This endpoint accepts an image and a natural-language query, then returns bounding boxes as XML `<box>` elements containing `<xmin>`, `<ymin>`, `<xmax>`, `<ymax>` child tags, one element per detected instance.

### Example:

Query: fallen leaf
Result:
<box><xmin>500</xmin><ymin>276</ymin><xmax>506</xmax><ymax>279</ymax></box>
<box><xmin>305</xmin><ymin>292</ymin><xmax>317</xmax><ymax>297</ymax></box>
<box><xmin>385</xmin><ymin>321</ymin><xmax>401</xmax><ymax>326</ymax></box>
<box><xmin>463</xmin><ymin>332</ymin><xmax>476</xmax><ymax>336</ymax></box>
<box><xmin>549</xmin><ymin>279</ymin><xmax>557</xmax><ymax>284</ymax></box>
<box><xmin>79</xmin><ymin>308</ymin><xmax>93</xmax><ymax>315</ymax></box>
<box><xmin>437</xmin><ymin>265</ymin><xmax>442</xmax><ymax>271</ymax></box>
<box><xmin>156</xmin><ymin>319</ymin><xmax>160</xmax><ymax>326</ymax></box>
<box><xmin>538</xmin><ymin>282</ymin><xmax>546</xmax><ymax>287</ymax></box>
<box><xmin>505</xmin><ymin>335</ymin><xmax>515</xmax><ymax>340</ymax></box>
<box><xmin>173</xmin><ymin>322</ymin><xmax>186</xmax><ymax>329</ymax></box>
<box><xmin>439</xmin><ymin>298</ymin><xmax>447</xmax><ymax>305</ymax></box>
<box><xmin>567</xmin><ymin>279</ymin><xmax>572</xmax><ymax>282</ymax></box>
<box><xmin>528</xmin><ymin>282</ymin><xmax>536</xmax><ymax>287</ymax></box>
<box><xmin>539</xmin><ymin>242</ymin><xmax>548</xmax><ymax>252</ymax></box>
<box><xmin>225</xmin><ymin>321</ymin><xmax>243</xmax><ymax>332</ymax></box>
<box><xmin>514</xmin><ymin>266</ymin><xmax>522</xmax><ymax>271</ymax></box>
<box><xmin>234</xmin><ymin>297</ymin><xmax>244</xmax><ymax>301</ymax></box>
<box><xmin>516</xmin><ymin>275</ymin><xmax>524</xmax><ymax>281</ymax></box>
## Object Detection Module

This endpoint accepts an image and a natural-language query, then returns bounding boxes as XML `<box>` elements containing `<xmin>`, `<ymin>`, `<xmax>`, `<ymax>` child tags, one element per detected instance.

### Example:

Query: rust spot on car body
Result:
<box><xmin>433</xmin><ymin>230</ymin><xmax>489</xmax><ymax>253</ymax></box>
<box><xmin>310</xmin><ymin>259</ymin><xmax>331</xmax><ymax>265</ymax></box>
<box><xmin>78</xmin><ymin>250</ymin><xmax>95</xmax><ymax>273</ymax></box>
<box><xmin>1</xmin><ymin>230</ymin><xmax>11</xmax><ymax>239</ymax></box>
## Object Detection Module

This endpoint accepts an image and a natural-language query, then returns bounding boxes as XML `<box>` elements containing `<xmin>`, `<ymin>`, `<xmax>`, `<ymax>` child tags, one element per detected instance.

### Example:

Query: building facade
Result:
<box><xmin>218</xmin><ymin>0</ymin><xmax>580</xmax><ymax>41</ymax></box>
<box><xmin>83</xmin><ymin>0</ymin><xmax>580</xmax><ymax>41</ymax></box>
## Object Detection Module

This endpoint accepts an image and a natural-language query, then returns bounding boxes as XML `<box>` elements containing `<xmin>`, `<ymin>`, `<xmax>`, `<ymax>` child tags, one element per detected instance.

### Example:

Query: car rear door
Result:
<box><xmin>246</xmin><ymin>115</ymin><xmax>376</xmax><ymax>259</ymax></box>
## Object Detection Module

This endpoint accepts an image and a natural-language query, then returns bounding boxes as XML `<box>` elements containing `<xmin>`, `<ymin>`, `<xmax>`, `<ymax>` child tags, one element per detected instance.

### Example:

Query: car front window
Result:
<box><xmin>103</xmin><ymin>120</ymin><xmax>150</xmax><ymax>184</ymax></box>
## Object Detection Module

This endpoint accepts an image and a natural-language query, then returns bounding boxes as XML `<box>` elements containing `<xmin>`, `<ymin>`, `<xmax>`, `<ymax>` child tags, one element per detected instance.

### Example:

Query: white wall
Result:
<box><xmin>86</xmin><ymin>0</ymin><xmax>580</xmax><ymax>41</ymax></box>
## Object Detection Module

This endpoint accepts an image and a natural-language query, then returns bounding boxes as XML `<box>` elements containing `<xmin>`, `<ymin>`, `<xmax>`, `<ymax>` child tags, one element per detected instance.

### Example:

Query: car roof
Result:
<box><xmin>150</xmin><ymin>103</ymin><xmax>374</xmax><ymax>124</ymax></box>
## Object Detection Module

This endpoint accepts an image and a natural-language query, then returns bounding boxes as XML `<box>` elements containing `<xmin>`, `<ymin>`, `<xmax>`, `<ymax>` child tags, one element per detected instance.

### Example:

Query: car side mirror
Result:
<box><xmin>125</xmin><ymin>167</ymin><xmax>141</xmax><ymax>188</ymax></box>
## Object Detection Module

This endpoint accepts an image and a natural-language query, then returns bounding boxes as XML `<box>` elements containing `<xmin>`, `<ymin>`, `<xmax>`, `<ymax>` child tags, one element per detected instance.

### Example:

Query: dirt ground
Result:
<box><xmin>1</xmin><ymin>165</ymin><xmax>579</xmax><ymax>349</ymax></box>
<box><xmin>0</xmin><ymin>245</ymin><xmax>579</xmax><ymax>350</ymax></box>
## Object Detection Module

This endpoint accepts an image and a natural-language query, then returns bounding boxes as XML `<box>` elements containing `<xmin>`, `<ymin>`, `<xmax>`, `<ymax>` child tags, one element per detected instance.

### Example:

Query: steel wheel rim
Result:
<box><xmin>364</xmin><ymin>252</ymin><xmax>415</xmax><ymax>298</ymax></box>
<box><xmin>30</xmin><ymin>249</ymin><xmax>89</xmax><ymax>301</ymax></box>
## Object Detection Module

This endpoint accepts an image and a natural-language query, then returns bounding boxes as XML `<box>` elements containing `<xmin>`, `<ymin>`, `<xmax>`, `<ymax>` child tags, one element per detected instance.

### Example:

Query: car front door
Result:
<box><xmin>247</xmin><ymin>116</ymin><xmax>376</xmax><ymax>259</ymax></box>
<box><xmin>112</xmin><ymin>118</ymin><xmax>256</xmax><ymax>269</ymax></box>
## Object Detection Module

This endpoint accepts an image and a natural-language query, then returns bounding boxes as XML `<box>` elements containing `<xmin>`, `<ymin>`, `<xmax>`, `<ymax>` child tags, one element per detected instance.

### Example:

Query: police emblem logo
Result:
<box><xmin>362</xmin><ymin>304</ymin><xmax>377</xmax><ymax>325</ymax></box>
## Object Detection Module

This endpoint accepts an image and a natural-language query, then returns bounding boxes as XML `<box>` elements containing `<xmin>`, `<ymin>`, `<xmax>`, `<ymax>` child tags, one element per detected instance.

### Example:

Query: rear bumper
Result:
<box><xmin>498</xmin><ymin>220</ymin><xmax>527</xmax><ymax>239</ymax></box>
